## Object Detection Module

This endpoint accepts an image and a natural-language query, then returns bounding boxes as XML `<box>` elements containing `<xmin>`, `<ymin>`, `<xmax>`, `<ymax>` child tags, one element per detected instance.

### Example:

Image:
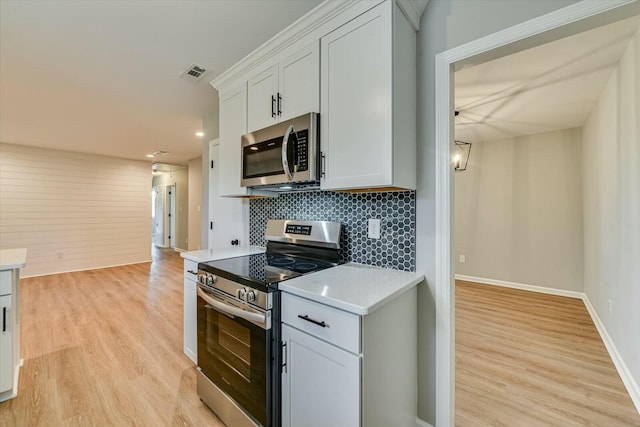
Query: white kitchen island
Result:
<box><xmin>279</xmin><ymin>263</ymin><xmax>424</xmax><ymax>427</ymax></box>
<box><xmin>0</xmin><ymin>248</ymin><xmax>27</xmax><ymax>403</ymax></box>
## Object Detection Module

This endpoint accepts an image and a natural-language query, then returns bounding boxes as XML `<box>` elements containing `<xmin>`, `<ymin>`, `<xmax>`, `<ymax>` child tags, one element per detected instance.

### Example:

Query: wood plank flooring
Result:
<box><xmin>0</xmin><ymin>247</ymin><xmax>224</xmax><ymax>427</ymax></box>
<box><xmin>456</xmin><ymin>280</ymin><xmax>640</xmax><ymax>426</ymax></box>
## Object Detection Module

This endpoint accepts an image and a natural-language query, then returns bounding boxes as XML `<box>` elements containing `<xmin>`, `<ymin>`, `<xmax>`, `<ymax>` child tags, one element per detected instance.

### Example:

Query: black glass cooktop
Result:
<box><xmin>199</xmin><ymin>252</ymin><xmax>337</xmax><ymax>290</ymax></box>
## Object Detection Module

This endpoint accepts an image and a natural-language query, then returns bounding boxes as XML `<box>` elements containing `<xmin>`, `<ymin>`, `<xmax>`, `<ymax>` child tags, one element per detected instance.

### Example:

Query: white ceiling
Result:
<box><xmin>0</xmin><ymin>0</ymin><xmax>322</xmax><ymax>165</ymax></box>
<box><xmin>454</xmin><ymin>15</ymin><xmax>640</xmax><ymax>143</ymax></box>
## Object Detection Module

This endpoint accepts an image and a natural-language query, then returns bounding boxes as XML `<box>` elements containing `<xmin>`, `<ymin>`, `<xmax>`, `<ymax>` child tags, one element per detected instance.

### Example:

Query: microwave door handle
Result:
<box><xmin>197</xmin><ymin>287</ymin><xmax>268</xmax><ymax>329</ymax></box>
<box><xmin>281</xmin><ymin>124</ymin><xmax>294</xmax><ymax>181</ymax></box>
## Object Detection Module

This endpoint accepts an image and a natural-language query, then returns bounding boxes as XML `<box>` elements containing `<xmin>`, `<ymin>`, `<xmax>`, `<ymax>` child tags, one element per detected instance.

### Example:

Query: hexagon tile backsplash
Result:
<box><xmin>249</xmin><ymin>191</ymin><xmax>416</xmax><ymax>272</ymax></box>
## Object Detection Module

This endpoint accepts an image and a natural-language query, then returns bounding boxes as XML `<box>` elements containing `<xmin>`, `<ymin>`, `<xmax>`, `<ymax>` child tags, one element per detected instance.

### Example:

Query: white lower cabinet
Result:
<box><xmin>281</xmin><ymin>289</ymin><xmax>417</xmax><ymax>427</ymax></box>
<box><xmin>281</xmin><ymin>324</ymin><xmax>360</xmax><ymax>427</ymax></box>
<box><xmin>183</xmin><ymin>260</ymin><xmax>198</xmax><ymax>364</ymax></box>
<box><xmin>0</xmin><ymin>294</ymin><xmax>13</xmax><ymax>394</ymax></box>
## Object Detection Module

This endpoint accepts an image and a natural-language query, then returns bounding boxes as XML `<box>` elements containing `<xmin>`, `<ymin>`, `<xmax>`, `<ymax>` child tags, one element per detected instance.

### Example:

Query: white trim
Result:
<box><xmin>455</xmin><ymin>275</ymin><xmax>584</xmax><ymax>300</ymax></box>
<box><xmin>434</xmin><ymin>1</ymin><xmax>640</xmax><ymax>425</ymax></box>
<box><xmin>210</xmin><ymin>0</ymin><xmax>381</xmax><ymax>92</ymax></box>
<box><xmin>416</xmin><ymin>417</ymin><xmax>434</xmax><ymax>427</ymax></box>
<box><xmin>21</xmin><ymin>260</ymin><xmax>153</xmax><ymax>279</ymax></box>
<box><xmin>583</xmin><ymin>296</ymin><xmax>640</xmax><ymax>414</ymax></box>
<box><xmin>173</xmin><ymin>248</ymin><xmax>186</xmax><ymax>253</ymax></box>
<box><xmin>396</xmin><ymin>0</ymin><xmax>429</xmax><ymax>31</ymax></box>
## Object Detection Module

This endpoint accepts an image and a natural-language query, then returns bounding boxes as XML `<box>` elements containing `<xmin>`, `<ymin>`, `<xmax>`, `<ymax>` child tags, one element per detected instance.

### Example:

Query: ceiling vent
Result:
<box><xmin>180</xmin><ymin>63</ymin><xmax>209</xmax><ymax>82</ymax></box>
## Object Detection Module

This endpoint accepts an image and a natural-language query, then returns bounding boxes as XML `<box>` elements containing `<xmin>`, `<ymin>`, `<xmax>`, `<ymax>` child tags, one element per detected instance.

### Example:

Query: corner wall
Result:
<box><xmin>455</xmin><ymin>129</ymin><xmax>584</xmax><ymax>292</ymax></box>
<box><xmin>582</xmin><ymin>27</ymin><xmax>639</xmax><ymax>405</ymax></box>
<box><xmin>0</xmin><ymin>143</ymin><xmax>151</xmax><ymax>277</ymax></box>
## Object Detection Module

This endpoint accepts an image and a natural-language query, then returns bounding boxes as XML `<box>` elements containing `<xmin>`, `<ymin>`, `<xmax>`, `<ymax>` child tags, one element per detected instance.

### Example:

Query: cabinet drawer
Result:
<box><xmin>282</xmin><ymin>293</ymin><xmax>360</xmax><ymax>354</ymax></box>
<box><xmin>183</xmin><ymin>260</ymin><xmax>198</xmax><ymax>282</ymax></box>
<box><xmin>0</xmin><ymin>271</ymin><xmax>11</xmax><ymax>296</ymax></box>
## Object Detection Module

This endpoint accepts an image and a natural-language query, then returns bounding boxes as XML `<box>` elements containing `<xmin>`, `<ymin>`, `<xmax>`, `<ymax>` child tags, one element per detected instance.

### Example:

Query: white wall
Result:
<box><xmin>152</xmin><ymin>167</ymin><xmax>188</xmax><ymax>250</ymax></box>
<box><xmin>582</xmin><ymin>27</ymin><xmax>639</xmax><ymax>399</ymax></box>
<box><xmin>455</xmin><ymin>129</ymin><xmax>584</xmax><ymax>292</ymax></box>
<box><xmin>188</xmin><ymin>157</ymin><xmax>202</xmax><ymax>251</ymax></box>
<box><xmin>416</xmin><ymin>0</ymin><xmax>579</xmax><ymax>423</ymax></box>
<box><xmin>0</xmin><ymin>143</ymin><xmax>151</xmax><ymax>277</ymax></box>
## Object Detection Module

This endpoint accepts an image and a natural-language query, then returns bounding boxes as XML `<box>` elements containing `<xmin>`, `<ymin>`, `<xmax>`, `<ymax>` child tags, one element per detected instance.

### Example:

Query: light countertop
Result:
<box><xmin>279</xmin><ymin>263</ymin><xmax>424</xmax><ymax>315</ymax></box>
<box><xmin>0</xmin><ymin>248</ymin><xmax>28</xmax><ymax>270</ymax></box>
<box><xmin>181</xmin><ymin>246</ymin><xmax>265</xmax><ymax>263</ymax></box>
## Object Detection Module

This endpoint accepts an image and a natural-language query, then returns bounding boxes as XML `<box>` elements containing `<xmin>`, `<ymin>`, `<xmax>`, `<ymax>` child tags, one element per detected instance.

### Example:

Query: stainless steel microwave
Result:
<box><xmin>241</xmin><ymin>112</ymin><xmax>319</xmax><ymax>190</ymax></box>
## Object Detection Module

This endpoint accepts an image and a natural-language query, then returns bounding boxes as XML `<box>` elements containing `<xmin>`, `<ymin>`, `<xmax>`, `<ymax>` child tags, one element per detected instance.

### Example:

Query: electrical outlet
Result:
<box><xmin>56</xmin><ymin>252</ymin><xmax>64</xmax><ymax>260</ymax></box>
<box><xmin>608</xmin><ymin>299</ymin><xmax>612</xmax><ymax>316</ymax></box>
<box><xmin>368</xmin><ymin>219</ymin><xmax>381</xmax><ymax>239</ymax></box>
<box><xmin>197</xmin><ymin>205</ymin><xmax>201</xmax><ymax>213</ymax></box>
<box><xmin>459</xmin><ymin>255</ymin><xmax>466</xmax><ymax>263</ymax></box>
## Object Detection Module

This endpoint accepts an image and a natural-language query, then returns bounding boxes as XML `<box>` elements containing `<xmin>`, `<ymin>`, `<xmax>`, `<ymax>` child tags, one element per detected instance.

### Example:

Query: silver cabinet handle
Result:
<box><xmin>187</xmin><ymin>269</ymin><xmax>197</xmax><ymax>275</ymax></box>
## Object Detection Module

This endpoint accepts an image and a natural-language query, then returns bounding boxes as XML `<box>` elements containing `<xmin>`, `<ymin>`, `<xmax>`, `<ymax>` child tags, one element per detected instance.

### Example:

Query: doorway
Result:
<box><xmin>433</xmin><ymin>1</ymin><xmax>640</xmax><ymax>425</ymax></box>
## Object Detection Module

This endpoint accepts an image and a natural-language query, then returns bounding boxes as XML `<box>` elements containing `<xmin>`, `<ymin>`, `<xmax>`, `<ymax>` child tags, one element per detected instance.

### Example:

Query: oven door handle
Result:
<box><xmin>197</xmin><ymin>287</ymin><xmax>269</xmax><ymax>329</ymax></box>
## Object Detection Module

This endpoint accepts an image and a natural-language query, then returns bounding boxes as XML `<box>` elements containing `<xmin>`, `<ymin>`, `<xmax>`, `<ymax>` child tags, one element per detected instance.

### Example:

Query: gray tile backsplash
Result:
<box><xmin>249</xmin><ymin>191</ymin><xmax>416</xmax><ymax>271</ymax></box>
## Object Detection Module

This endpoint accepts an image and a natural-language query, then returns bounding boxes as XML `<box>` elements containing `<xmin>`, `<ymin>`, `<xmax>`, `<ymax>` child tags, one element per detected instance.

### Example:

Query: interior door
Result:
<box><xmin>168</xmin><ymin>185</ymin><xmax>176</xmax><ymax>248</ymax></box>
<box><xmin>153</xmin><ymin>185</ymin><xmax>165</xmax><ymax>247</ymax></box>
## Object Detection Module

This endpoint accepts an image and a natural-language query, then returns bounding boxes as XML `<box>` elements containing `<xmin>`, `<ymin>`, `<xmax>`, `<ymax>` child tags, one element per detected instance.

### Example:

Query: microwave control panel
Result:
<box><xmin>294</xmin><ymin>129</ymin><xmax>308</xmax><ymax>172</ymax></box>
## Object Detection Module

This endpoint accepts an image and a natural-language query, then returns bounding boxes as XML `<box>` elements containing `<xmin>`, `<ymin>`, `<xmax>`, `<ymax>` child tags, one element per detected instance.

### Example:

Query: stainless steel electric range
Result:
<box><xmin>196</xmin><ymin>219</ymin><xmax>342</xmax><ymax>427</ymax></box>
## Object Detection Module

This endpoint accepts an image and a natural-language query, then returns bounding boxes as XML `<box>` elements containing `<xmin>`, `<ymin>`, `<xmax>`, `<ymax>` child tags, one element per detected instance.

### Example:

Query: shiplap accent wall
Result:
<box><xmin>0</xmin><ymin>143</ymin><xmax>152</xmax><ymax>277</ymax></box>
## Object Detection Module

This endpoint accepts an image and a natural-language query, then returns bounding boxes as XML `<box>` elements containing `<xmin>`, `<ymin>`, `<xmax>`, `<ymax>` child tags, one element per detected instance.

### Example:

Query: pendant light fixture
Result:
<box><xmin>453</xmin><ymin>111</ymin><xmax>472</xmax><ymax>172</ymax></box>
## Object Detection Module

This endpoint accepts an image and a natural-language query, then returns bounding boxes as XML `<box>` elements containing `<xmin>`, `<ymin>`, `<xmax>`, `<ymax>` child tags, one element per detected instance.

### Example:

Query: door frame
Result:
<box><xmin>433</xmin><ymin>1</ymin><xmax>640</xmax><ymax>425</ymax></box>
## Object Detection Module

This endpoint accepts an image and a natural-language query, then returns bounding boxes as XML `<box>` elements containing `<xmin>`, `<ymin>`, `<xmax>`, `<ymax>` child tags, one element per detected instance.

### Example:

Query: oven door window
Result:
<box><xmin>243</xmin><ymin>135</ymin><xmax>284</xmax><ymax>179</ymax></box>
<box><xmin>197</xmin><ymin>294</ymin><xmax>268</xmax><ymax>426</ymax></box>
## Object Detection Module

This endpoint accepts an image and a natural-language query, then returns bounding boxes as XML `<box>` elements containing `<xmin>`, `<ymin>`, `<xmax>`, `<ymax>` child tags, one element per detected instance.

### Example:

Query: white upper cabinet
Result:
<box><xmin>247</xmin><ymin>42</ymin><xmax>320</xmax><ymax>133</ymax></box>
<box><xmin>218</xmin><ymin>82</ymin><xmax>248</xmax><ymax>197</ymax></box>
<box><xmin>278</xmin><ymin>42</ymin><xmax>320</xmax><ymax>123</ymax></box>
<box><xmin>320</xmin><ymin>1</ymin><xmax>416</xmax><ymax>191</ymax></box>
<box><xmin>247</xmin><ymin>64</ymin><xmax>279</xmax><ymax>133</ymax></box>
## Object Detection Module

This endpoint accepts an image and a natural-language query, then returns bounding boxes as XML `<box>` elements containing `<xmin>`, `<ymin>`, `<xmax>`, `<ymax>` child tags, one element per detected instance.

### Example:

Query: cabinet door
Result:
<box><xmin>208</xmin><ymin>142</ymin><xmax>247</xmax><ymax>248</ymax></box>
<box><xmin>320</xmin><ymin>1</ymin><xmax>393</xmax><ymax>190</ymax></box>
<box><xmin>247</xmin><ymin>64</ymin><xmax>279</xmax><ymax>132</ymax></box>
<box><xmin>183</xmin><ymin>277</ymin><xmax>197</xmax><ymax>364</ymax></box>
<box><xmin>219</xmin><ymin>83</ymin><xmax>248</xmax><ymax>197</ymax></box>
<box><xmin>282</xmin><ymin>324</ymin><xmax>360</xmax><ymax>427</ymax></box>
<box><xmin>0</xmin><ymin>294</ymin><xmax>12</xmax><ymax>393</ymax></box>
<box><xmin>278</xmin><ymin>42</ymin><xmax>320</xmax><ymax>122</ymax></box>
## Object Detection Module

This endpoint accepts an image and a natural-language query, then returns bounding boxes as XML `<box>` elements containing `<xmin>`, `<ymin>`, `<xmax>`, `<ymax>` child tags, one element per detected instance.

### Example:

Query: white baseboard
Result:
<box><xmin>582</xmin><ymin>296</ymin><xmax>640</xmax><ymax>414</ymax></box>
<box><xmin>456</xmin><ymin>274</ymin><xmax>640</xmax><ymax>415</ymax></box>
<box><xmin>455</xmin><ymin>274</ymin><xmax>584</xmax><ymax>299</ymax></box>
<box><xmin>416</xmin><ymin>418</ymin><xmax>434</xmax><ymax>427</ymax></box>
<box><xmin>173</xmin><ymin>247</ymin><xmax>186</xmax><ymax>253</ymax></box>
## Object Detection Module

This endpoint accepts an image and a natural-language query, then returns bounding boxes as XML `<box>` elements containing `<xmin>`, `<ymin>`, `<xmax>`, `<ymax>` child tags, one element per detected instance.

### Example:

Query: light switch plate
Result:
<box><xmin>368</xmin><ymin>219</ymin><xmax>381</xmax><ymax>239</ymax></box>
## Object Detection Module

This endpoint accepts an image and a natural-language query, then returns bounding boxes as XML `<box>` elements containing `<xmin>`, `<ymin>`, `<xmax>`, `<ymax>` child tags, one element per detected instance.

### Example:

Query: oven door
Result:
<box><xmin>197</xmin><ymin>286</ymin><xmax>271</xmax><ymax>426</ymax></box>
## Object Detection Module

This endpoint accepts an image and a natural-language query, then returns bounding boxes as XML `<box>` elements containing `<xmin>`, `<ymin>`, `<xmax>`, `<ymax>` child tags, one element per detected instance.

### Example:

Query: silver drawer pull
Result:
<box><xmin>187</xmin><ymin>269</ymin><xmax>197</xmax><ymax>275</ymax></box>
<box><xmin>298</xmin><ymin>314</ymin><xmax>328</xmax><ymax>328</ymax></box>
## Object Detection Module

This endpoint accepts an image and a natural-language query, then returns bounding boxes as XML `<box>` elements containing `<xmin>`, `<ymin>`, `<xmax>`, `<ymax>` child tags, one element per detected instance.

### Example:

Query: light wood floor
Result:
<box><xmin>456</xmin><ymin>280</ymin><xmax>640</xmax><ymax>426</ymax></box>
<box><xmin>0</xmin><ymin>247</ymin><xmax>224</xmax><ymax>427</ymax></box>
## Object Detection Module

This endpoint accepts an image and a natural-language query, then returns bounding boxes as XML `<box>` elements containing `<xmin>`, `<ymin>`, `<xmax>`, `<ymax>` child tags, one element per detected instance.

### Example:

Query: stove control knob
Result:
<box><xmin>238</xmin><ymin>288</ymin><xmax>247</xmax><ymax>299</ymax></box>
<box><xmin>206</xmin><ymin>275</ymin><xmax>216</xmax><ymax>286</ymax></box>
<box><xmin>198</xmin><ymin>274</ymin><xmax>206</xmax><ymax>285</ymax></box>
<box><xmin>246</xmin><ymin>291</ymin><xmax>256</xmax><ymax>303</ymax></box>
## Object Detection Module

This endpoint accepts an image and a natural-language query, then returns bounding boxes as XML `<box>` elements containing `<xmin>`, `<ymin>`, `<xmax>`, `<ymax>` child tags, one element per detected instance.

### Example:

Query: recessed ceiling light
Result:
<box><xmin>195</xmin><ymin>131</ymin><xmax>204</xmax><ymax>137</ymax></box>
<box><xmin>146</xmin><ymin>154</ymin><xmax>155</xmax><ymax>158</ymax></box>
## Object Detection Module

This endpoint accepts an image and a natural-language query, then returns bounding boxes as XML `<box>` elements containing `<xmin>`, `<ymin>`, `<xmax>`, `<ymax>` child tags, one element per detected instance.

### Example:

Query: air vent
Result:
<box><xmin>180</xmin><ymin>63</ymin><xmax>209</xmax><ymax>82</ymax></box>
